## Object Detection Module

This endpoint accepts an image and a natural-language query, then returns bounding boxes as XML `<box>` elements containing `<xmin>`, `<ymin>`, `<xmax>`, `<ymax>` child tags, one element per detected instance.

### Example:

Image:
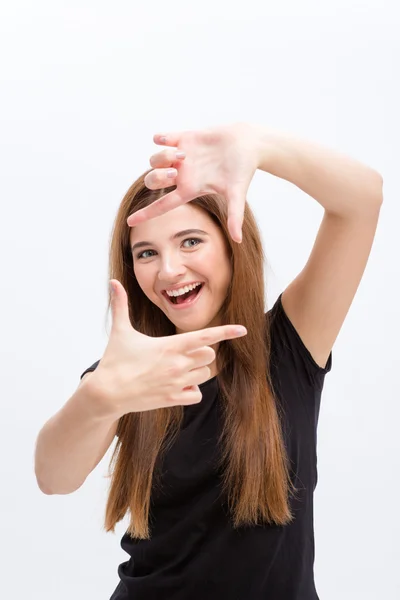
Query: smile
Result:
<box><xmin>162</xmin><ymin>283</ymin><xmax>205</xmax><ymax>309</ymax></box>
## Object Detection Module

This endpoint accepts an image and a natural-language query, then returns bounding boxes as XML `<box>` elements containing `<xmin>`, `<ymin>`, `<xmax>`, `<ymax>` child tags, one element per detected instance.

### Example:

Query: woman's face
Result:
<box><xmin>129</xmin><ymin>203</ymin><xmax>232</xmax><ymax>334</ymax></box>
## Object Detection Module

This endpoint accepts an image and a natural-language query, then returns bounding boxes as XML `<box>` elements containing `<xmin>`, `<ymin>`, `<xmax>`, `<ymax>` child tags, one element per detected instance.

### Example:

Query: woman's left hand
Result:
<box><xmin>126</xmin><ymin>122</ymin><xmax>262</xmax><ymax>243</ymax></box>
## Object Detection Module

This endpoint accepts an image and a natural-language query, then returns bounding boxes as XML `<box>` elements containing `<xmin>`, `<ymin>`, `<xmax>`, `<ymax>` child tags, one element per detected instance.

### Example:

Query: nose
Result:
<box><xmin>157</xmin><ymin>253</ymin><xmax>186</xmax><ymax>284</ymax></box>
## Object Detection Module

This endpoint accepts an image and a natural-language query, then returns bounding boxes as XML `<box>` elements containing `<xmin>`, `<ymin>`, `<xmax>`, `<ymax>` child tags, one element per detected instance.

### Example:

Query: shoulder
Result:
<box><xmin>266</xmin><ymin>293</ymin><xmax>332</xmax><ymax>385</ymax></box>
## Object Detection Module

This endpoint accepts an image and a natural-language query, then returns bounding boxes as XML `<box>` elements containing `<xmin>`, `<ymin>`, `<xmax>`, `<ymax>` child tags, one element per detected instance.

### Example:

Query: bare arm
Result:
<box><xmin>34</xmin><ymin>373</ymin><xmax>120</xmax><ymax>495</ymax></box>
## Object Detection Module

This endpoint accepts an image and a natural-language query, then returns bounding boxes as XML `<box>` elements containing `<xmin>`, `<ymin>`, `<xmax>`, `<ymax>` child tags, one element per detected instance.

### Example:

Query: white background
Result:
<box><xmin>1</xmin><ymin>1</ymin><xmax>399</xmax><ymax>599</ymax></box>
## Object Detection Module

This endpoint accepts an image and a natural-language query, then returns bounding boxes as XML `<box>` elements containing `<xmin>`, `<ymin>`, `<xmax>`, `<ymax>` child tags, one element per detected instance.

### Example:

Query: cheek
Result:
<box><xmin>201</xmin><ymin>245</ymin><xmax>227</xmax><ymax>269</ymax></box>
<box><xmin>209</xmin><ymin>243</ymin><xmax>231</xmax><ymax>271</ymax></box>
<box><xmin>203</xmin><ymin>251</ymin><xmax>231</xmax><ymax>291</ymax></box>
<box><xmin>134</xmin><ymin>266</ymin><xmax>153</xmax><ymax>296</ymax></box>
<box><xmin>134</xmin><ymin>267</ymin><xmax>166</xmax><ymax>308</ymax></box>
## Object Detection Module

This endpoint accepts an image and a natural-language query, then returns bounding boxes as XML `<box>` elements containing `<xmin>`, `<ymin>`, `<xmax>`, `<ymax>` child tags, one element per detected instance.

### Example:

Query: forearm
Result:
<box><xmin>34</xmin><ymin>380</ymin><xmax>118</xmax><ymax>495</ymax></box>
<box><xmin>253</xmin><ymin>125</ymin><xmax>383</xmax><ymax>218</ymax></box>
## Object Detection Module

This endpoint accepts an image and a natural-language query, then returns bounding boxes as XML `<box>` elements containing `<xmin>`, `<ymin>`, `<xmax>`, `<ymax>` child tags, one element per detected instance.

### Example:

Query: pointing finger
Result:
<box><xmin>127</xmin><ymin>189</ymin><xmax>188</xmax><ymax>227</ymax></box>
<box><xmin>176</xmin><ymin>325</ymin><xmax>247</xmax><ymax>354</ymax></box>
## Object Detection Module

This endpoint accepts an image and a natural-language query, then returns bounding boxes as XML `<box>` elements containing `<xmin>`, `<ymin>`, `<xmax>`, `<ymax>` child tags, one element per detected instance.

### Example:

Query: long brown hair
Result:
<box><xmin>102</xmin><ymin>170</ymin><xmax>296</xmax><ymax>539</ymax></box>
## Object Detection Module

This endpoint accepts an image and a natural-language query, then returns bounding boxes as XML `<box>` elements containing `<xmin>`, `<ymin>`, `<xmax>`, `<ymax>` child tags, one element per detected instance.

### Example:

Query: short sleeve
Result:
<box><xmin>267</xmin><ymin>293</ymin><xmax>332</xmax><ymax>389</ymax></box>
<box><xmin>80</xmin><ymin>359</ymin><xmax>101</xmax><ymax>379</ymax></box>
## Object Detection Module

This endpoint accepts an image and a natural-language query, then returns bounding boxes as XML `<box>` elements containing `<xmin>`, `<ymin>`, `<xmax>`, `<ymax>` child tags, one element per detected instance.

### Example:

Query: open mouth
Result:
<box><xmin>163</xmin><ymin>283</ymin><xmax>204</xmax><ymax>306</ymax></box>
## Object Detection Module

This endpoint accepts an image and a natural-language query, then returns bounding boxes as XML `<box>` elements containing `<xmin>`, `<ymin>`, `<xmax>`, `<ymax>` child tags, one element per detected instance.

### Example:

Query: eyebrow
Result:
<box><xmin>131</xmin><ymin>229</ymin><xmax>210</xmax><ymax>253</ymax></box>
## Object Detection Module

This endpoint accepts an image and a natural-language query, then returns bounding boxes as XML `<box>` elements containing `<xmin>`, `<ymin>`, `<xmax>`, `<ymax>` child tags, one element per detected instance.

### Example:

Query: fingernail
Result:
<box><xmin>235</xmin><ymin>327</ymin><xmax>247</xmax><ymax>336</ymax></box>
<box><xmin>167</xmin><ymin>168</ymin><xmax>177</xmax><ymax>178</ymax></box>
<box><xmin>176</xmin><ymin>151</ymin><xmax>186</xmax><ymax>159</ymax></box>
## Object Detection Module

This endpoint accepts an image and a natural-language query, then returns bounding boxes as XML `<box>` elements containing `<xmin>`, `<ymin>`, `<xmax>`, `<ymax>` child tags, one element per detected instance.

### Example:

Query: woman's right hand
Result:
<box><xmin>90</xmin><ymin>280</ymin><xmax>247</xmax><ymax>418</ymax></box>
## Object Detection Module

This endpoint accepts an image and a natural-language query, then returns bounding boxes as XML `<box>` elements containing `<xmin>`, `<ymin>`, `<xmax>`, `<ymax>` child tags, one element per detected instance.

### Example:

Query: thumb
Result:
<box><xmin>109</xmin><ymin>279</ymin><xmax>133</xmax><ymax>333</ymax></box>
<box><xmin>226</xmin><ymin>187</ymin><xmax>245</xmax><ymax>244</ymax></box>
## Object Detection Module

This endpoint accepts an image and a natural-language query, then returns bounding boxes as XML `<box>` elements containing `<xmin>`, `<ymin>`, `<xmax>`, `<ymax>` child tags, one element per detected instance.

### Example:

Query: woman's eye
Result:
<box><xmin>137</xmin><ymin>249</ymin><xmax>155</xmax><ymax>259</ymax></box>
<box><xmin>136</xmin><ymin>237</ymin><xmax>202</xmax><ymax>260</ymax></box>
<box><xmin>182</xmin><ymin>237</ymin><xmax>202</xmax><ymax>249</ymax></box>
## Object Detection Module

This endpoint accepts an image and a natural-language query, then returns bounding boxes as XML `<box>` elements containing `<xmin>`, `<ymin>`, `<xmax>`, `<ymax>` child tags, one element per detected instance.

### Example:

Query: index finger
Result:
<box><xmin>174</xmin><ymin>324</ymin><xmax>247</xmax><ymax>353</ymax></box>
<box><xmin>127</xmin><ymin>190</ymin><xmax>186</xmax><ymax>227</ymax></box>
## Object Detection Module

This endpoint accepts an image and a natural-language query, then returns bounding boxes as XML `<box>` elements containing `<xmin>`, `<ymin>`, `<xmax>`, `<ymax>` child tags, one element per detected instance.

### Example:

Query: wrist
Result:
<box><xmin>252</xmin><ymin>124</ymin><xmax>284</xmax><ymax>175</ymax></box>
<box><xmin>77</xmin><ymin>375</ymin><xmax>124</xmax><ymax>422</ymax></box>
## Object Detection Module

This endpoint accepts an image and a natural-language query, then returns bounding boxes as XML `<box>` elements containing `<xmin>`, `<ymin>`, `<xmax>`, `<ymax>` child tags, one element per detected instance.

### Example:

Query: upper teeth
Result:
<box><xmin>166</xmin><ymin>282</ymin><xmax>202</xmax><ymax>297</ymax></box>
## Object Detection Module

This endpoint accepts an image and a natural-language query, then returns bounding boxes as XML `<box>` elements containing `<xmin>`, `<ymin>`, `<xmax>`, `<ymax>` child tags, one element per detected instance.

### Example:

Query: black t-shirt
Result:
<box><xmin>80</xmin><ymin>293</ymin><xmax>332</xmax><ymax>600</ymax></box>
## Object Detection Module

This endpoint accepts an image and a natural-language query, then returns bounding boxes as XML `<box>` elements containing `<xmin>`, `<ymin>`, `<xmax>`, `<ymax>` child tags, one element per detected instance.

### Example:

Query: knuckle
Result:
<box><xmin>168</xmin><ymin>388</ymin><xmax>184</xmax><ymax>404</ymax></box>
<box><xmin>165</xmin><ymin>358</ymin><xmax>185</xmax><ymax>378</ymax></box>
<box><xmin>165</xmin><ymin>389</ymin><xmax>175</xmax><ymax>401</ymax></box>
<box><xmin>193</xmin><ymin>391</ymin><xmax>202</xmax><ymax>404</ymax></box>
<box><xmin>166</xmin><ymin>364</ymin><xmax>180</xmax><ymax>378</ymax></box>
<box><xmin>197</xmin><ymin>332</ymin><xmax>210</xmax><ymax>345</ymax></box>
<box><xmin>144</xmin><ymin>169</ymin><xmax>167</xmax><ymax>188</ymax></box>
<box><xmin>149</xmin><ymin>150</ymin><xmax>169</xmax><ymax>168</ymax></box>
<box><xmin>144</xmin><ymin>173</ymin><xmax>156</xmax><ymax>189</ymax></box>
<box><xmin>207</xmin><ymin>347</ymin><xmax>216</xmax><ymax>361</ymax></box>
<box><xmin>157</xmin><ymin>170</ymin><xmax>166</xmax><ymax>183</ymax></box>
<box><xmin>163</xmin><ymin>383</ymin><xmax>178</xmax><ymax>403</ymax></box>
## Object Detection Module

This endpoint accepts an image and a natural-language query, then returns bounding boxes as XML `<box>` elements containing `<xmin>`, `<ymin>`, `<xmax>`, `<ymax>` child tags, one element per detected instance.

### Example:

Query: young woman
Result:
<box><xmin>35</xmin><ymin>122</ymin><xmax>383</xmax><ymax>599</ymax></box>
